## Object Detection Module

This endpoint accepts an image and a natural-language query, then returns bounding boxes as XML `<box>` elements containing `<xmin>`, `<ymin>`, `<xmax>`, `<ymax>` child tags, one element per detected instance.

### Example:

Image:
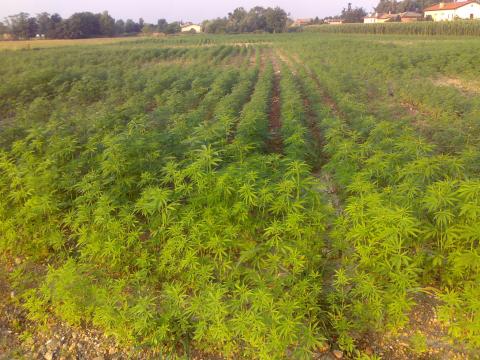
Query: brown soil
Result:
<box><xmin>249</xmin><ymin>47</ymin><xmax>258</xmax><ymax>67</ymax></box>
<box><xmin>432</xmin><ymin>76</ymin><xmax>480</xmax><ymax>95</ymax></box>
<box><xmin>286</xmin><ymin>51</ymin><xmax>343</xmax><ymax>119</ymax></box>
<box><xmin>359</xmin><ymin>292</ymin><xmax>473</xmax><ymax>360</ymax></box>
<box><xmin>0</xmin><ymin>259</ymin><xmax>135</xmax><ymax>360</ymax></box>
<box><xmin>303</xmin><ymin>97</ymin><xmax>323</xmax><ymax>148</ymax></box>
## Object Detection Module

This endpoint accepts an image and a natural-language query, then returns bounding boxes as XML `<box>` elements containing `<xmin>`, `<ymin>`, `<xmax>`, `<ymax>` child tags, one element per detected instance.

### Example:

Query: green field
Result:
<box><xmin>1</xmin><ymin>33</ymin><xmax>480</xmax><ymax>359</ymax></box>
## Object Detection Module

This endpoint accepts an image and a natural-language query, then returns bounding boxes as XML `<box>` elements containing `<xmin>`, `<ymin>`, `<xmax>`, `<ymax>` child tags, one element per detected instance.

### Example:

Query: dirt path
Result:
<box><xmin>283</xmin><ymin>51</ymin><xmax>344</xmax><ymax>119</ymax></box>
<box><xmin>362</xmin><ymin>292</ymin><xmax>473</xmax><ymax>360</ymax></box>
<box><xmin>267</xmin><ymin>50</ymin><xmax>283</xmax><ymax>154</ymax></box>
<box><xmin>248</xmin><ymin>46</ymin><xmax>259</xmax><ymax>67</ymax></box>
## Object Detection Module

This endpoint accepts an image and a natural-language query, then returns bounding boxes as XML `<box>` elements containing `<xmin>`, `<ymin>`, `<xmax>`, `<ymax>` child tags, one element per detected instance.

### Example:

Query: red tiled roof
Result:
<box><xmin>425</xmin><ymin>0</ymin><xmax>478</xmax><ymax>12</ymax></box>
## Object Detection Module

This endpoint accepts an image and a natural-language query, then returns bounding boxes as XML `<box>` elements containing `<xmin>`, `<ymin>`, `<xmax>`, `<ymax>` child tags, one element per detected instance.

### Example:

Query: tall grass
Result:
<box><xmin>306</xmin><ymin>20</ymin><xmax>480</xmax><ymax>36</ymax></box>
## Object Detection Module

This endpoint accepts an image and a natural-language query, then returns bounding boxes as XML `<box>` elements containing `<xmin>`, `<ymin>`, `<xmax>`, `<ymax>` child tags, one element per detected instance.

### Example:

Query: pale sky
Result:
<box><xmin>1</xmin><ymin>0</ymin><xmax>378</xmax><ymax>23</ymax></box>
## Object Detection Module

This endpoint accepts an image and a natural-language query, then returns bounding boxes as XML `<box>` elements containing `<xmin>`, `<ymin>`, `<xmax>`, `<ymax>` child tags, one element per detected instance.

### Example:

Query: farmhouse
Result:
<box><xmin>364</xmin><ymin>11</ymin><xmax>422</xmax><ymax>23</ymax></box>
<box><xmin>181</xmin><ymin>24</ymin><xmax>202</xmax><ymax>33</ymax></box>
<box><xmin>292</xmin><ymin>18</ymin><xmax>312</xmax><ymax>26</ymax></box>
<box><xmin>325</xmin><ymin>18</ymin><xmax>345</xmax><ymax>25</ymax></box>
<box><xmin>364</xmin><ymin>14</ymin><xmax>378</xmax><ymax>23</ymax></box>
<box><xmin>363</xmin><ymin>13</ymin><xmax>398</xmax><ymax>23</ymax></box>
<box><xmin>424</xmin><ymin>0</ymin><xmax>480</xmax><ymax>21</ymax></box>
<box><xmin>399</xmin><ymin>12</ymin><xmax>423</xmax><ymax>22</ymax></box>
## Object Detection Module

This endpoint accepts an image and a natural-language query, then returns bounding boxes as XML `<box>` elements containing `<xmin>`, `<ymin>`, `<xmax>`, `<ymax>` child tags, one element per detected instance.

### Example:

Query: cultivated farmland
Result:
<box><xmin>1</xmin><ymin>34</ymin><xmax>480</xmax><ymax>359</ymax></box>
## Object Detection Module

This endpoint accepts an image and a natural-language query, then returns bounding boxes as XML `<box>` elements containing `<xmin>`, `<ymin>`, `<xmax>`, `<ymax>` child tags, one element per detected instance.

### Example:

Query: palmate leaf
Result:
<box><xmin>135</xmin><ymin>186</ymin><xmax>172</xmax><ymax>217</ymax></box>
<box><xmin>423</xmin><ymin>180</ymin><xmax>458</xmax><ymax>212</ymax></box>
<box><xmin>457</xmin><ymin>180</ymin><xmax>480</xmax><ymax>202</ymax></box>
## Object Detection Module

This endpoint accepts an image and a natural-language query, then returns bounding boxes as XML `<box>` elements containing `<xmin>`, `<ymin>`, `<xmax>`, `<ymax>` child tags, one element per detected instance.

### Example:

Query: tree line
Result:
<box><xmin>0</xmin><ymin>11</ymin><xmax>183</xmax><ymax>40</ymax></box>
<box><xmin>0</xmin><ymin>6</ymin><xmax>294</xmax><ymax>40</ymax></box>
<box><xmin>375</xmin><ymin>0</ymin><xmax>437</xmax><ymax>13</ymax></box>
<box><xmin>202</xmin><ymin>7</ymin><xmax>289</xmax><ymax>34</ymax></box>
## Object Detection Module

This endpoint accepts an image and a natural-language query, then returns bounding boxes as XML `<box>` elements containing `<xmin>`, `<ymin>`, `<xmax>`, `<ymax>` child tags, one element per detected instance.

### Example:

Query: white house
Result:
<box><xmin>424</xmin><ymin>1</ymin><xmax>480</xmax><ymax>21</ymax></box>
<box><xmin>364</xmin><ymin>14</ymin><xmax>377</xmax><ymax>23</ymax></box>
<box><xmin>181</xmin><ymin>24</ymin><xmax>202</xmax><ymax>33</ymax></box>
<box><xmin>325</xmin><ymin>18</ymin><xmax>345</xmax><ymax>25</ymax></box>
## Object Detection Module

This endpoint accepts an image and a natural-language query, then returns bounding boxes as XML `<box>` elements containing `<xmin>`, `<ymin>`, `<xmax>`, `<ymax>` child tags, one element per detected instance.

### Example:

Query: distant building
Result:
<box><xmin>364</xmin><ymin>14</ymin><xmax>378</xmax><ymax>23</ymax></box>
<box><xmin>363</xmin><ymin>12</ymin><xmax>398</xmax><ymax>23</ymax></box>
<box><xmin>399</xmin><ymin>12</ymin><xmax>423</xmax><ymax>22</ymax></box>
<box><xmin>364</xmin><ymin>11</ymin><xmax>422</xmax><ymax>23</ymax></box>
<box><xmin>181</xmin><ymin>24</ymin><xmax>202</xmax><ymax>33</ymax></box>
<box><xmin>291</xmin><ymin>18</ymin><xmax>313</xmax><ymax>26</ymax></box>
<box><xmin>325</xmin><ymin>18</ymin><xmax>345</xmax><ymax>25</ymax></box>
<box><xmin>424</xmin><ymin>1</ymin><xmax>480</xmax><ymax>21</ymax></box>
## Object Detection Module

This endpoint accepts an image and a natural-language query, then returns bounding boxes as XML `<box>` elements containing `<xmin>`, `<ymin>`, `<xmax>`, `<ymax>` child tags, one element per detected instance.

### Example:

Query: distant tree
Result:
<box><xmin>204</xmin><ymin>6</ymin><xmax>289</xmax><ymax>34</ymax></box>
<box><xmin>115</xmin><ymin>19</ymin><xmax>125</xmax><ymax>35</ymax></box>
<box><xmin>36</xmin><ymin>12</ymin><xmax>50</xmax><ymax>36</ymax></box>
<box><xmin>27</xmin><ymin>16</ymin><xmax>38</xmax><ymax>36</ymax></box>
<box><xmin>64</xmin><ymin>12</ymin><xmax>101</xmax><ymax>38</ymax></box>
<box><xmin>375</xmin><ymin>0</ymin><xmax>436</xmax><ymax>13</ymax></box>
<box><xmin>49</xmin><ymin>14</ymin><xmax>63</xmax><ymax>37</ymax></box>
<box><xmin>342</xmin><ymin>3</ymin><xmax>367</xmax><ymax>23</ymax></box>
<box><xmin>125</xmin><ymin>19</ymin><xmax>135</xmax><ymax>33</ymax></box>
<box><xmin>165</xmin><ymin>22</ymin><xmax>181</xmax><ymax>34</ymax></box>
<box><xmin>203</xmin><ymin>18</ymin><xmax>229</xmax><ymax>34</ymax></box>
<box><xmin>375</xmin><ymin>0</ymin><xmax>398</xmax><ymax>13</ymax></box>
<box><xmin>264</xmin><ymin>7</ymin><xmax>288</xmax><ymax>33</ymax></box>
<box><xmin>98</xmin><ymin>11</ymin><xmax>115</xmax><ymax>37</ymax></box>
<box><xmin>142</xmin><ymin>24</ymin><xmax>155</xmax><ymax>34</ymax></box>
<box><xmin>125</xmin><ymin>19</ymin><xmax>141</xmax><ymax>33</ymax></box>
<box><xmin>227</xmin><ymin>7</ymin><xmax>248</xmax><ymax>32</ymax></box>
<box><xmin>157</xmin><ymin>19</ymin><xmax>168</xmax><ymax>33</ymax></box>
<box><xmin>5</xmin><ymin>13</ymin><xmax>35</xmax><ymax>39</ymax></box>
<box><xmin>245</xmin><ymin>7</ymin><xmax>267</xmax><ymax>32</ymax></box>
<box><xmin>0</xmin><ymin>21</ymin><xmax>6</xmax><ymax>35</ymax></box>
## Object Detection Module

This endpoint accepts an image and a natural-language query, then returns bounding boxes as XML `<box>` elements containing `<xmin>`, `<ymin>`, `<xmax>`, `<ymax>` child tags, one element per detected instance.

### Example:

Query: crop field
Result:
<box><xmin>1</xmin><ymin>33</ymin><xmax>480</xmax><ymax>359</ymax></box>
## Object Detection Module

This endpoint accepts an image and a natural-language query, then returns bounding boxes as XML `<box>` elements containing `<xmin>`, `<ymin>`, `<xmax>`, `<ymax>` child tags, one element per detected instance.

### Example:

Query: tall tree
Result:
<box><xmin>228</xmin><ymin>7</ymin><xmax>248</xmax><ymax>32</ymax></box>
<box><xmin>5</xmin><ymin>13</ymin><xmax>36</xmax><ymax>39</ymax></box>
<box><xmin>115</xmin><ymin>19</ymin><xmax>125</xmax><ymax>35</ymax></box>
<box><xmin>98</xmin><ymin>11</ymin><xmax>115</xmax><ymax>36</ymax></box>
<box><xmin>375</xmin><ymin>0</ymin><xmax>436</xmax><ymax>13</ymax></box>
<box><xmin>203</xmin><ymin>18</ymin><xmax>229</xmax><ymax>33</ymax></box>
<box><xmin>264</xmin><ymin>7</ymin><xmax>288</xmax><ymax>33</ymax></box>
<box><xmin>342</xmin><ymin>3</ymin><xmax>367</xmax><ymax>23</ymax></box>
<box><xmin>125</xmin><ymin>19</ymin><xmax>141</xmax><ymax>33</ymax></box>
<box><xmin>156</xmin><ymin>19</ymin><xmax>168</xmax><ymax>33</ymax></box>
<box><xmin>27</xmin><ymin>16</ymin><xmax>38</xmax><ymax>36</ymax></box>
<box><xmin>203</xmin><ymin>6</ymin><xmax>289</xmax><ymax>34</ymax></box>
<box><xmin>165</xmin><ymin>22</ymin><xmax>181</xmax><ymax>34</ymax></box>
<box><xmin>65</xmin><ymin>12</ymin><xmax>101</xmax><ymax>38</ymax></box>
<box><xmin>36</xmin><ymin>12</ymin><xmax>52</xmax><ymax>36</ymax></box>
